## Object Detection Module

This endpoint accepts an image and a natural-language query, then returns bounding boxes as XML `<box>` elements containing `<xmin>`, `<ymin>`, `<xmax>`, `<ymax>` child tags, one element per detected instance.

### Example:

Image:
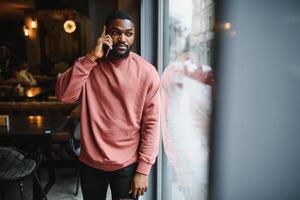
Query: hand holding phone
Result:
<box><xmin>87</xmin><ymin>26</ymin><xmax>113</xmax><ymax>61</ymax></box>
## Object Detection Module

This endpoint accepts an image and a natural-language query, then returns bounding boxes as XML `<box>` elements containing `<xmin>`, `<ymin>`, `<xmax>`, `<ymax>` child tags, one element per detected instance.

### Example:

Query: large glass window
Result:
<box><xmin>160</xmin><ymin>0</ymin><xmax>214</xmax><ymax>199</ymax></box>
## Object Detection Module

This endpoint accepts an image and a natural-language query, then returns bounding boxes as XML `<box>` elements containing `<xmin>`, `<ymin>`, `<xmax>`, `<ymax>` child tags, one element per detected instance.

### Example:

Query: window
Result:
<box><xmin>160</xmin><ymin>0</ymin><xmax>215</xmax><ymax>199</ymax></box>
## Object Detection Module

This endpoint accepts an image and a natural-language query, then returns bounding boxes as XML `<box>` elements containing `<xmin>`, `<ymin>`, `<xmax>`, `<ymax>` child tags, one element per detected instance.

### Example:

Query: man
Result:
<box><xmin>15</xmin><ymin>63</ymin><xmax>37</xmax><ymax>86</ymax></box>
<box><xmin>56</xmin><ymin>11</ymin><xmax>160</xmax><ymax>200</ymax></box>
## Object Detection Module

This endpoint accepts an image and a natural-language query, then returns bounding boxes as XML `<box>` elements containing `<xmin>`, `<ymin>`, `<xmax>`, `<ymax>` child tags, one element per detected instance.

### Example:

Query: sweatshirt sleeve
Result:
<box><xmin>56</xmin><ymin>56</ymin><xmax>97</xmax><ymax>103</ymax></box>
<box><xmin>136</xmin><ymin>68</ymin><xmax>160</xmax><ymax>175</ymax></box>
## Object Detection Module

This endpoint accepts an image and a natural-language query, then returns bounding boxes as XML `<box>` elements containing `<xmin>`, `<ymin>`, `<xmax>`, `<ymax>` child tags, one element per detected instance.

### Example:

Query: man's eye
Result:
<box><xmin>125</xmin><ymin>32</ymin><xmax>133</xmax><ymax>37</ymax></box>
<box><xmin>111</xmin><ymin>31</ymin><xmax>119</xmax><ymax>35</ymax></box>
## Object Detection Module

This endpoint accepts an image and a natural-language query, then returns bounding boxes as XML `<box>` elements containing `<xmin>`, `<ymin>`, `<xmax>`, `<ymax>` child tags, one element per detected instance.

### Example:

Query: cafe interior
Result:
<box><xmin>0</xmin><ymin>0</ymin><xmax>141</xmax><ymax>199</ymax></box>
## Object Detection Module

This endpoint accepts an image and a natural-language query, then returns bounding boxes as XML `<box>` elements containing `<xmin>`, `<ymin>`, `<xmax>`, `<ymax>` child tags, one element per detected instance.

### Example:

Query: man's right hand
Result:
<box><xmin>87</xmin><ymin>26</ymin><xmax>113</xmax><ymax>61</ymax></box>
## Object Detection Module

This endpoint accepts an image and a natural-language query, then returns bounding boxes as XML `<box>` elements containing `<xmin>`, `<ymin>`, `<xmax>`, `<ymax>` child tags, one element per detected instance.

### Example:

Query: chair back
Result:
<box><xmin>73</xmin><ymin>122</ymin><xmax>80</xmax><ymax>141</ymax></box>
<box><xmin>0</xmin><ymin>147</ymin><xmax>36</xmax><ymax>182</ymax></box>
<box><xmin>69</xmin><ymin>121</ymin><xmax>80</xmax><ymax>157</ymax></box>
<box><xmin>0</xmin><ymin>147</ymin><xmax>24</xmax><ymax>170</ymax></box>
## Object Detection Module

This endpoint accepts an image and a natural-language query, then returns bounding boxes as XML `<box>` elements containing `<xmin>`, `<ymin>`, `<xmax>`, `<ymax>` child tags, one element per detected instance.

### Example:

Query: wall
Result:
<box><xmin>24</xmin><ymin>15</ymin><xmax>41</xmax><ymax>68</ymax></box>
<box><xmin>211</xmin><ymin>0</ymin><xmax>300</xmax><ymax>199</ymax></box>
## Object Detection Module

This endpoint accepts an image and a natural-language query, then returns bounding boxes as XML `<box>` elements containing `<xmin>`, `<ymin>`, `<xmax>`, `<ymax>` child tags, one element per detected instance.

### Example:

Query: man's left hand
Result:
<box><xmin>129</xmin><ymin>172</ymin><xmax>148</xmax><ymax>198</ymax></box>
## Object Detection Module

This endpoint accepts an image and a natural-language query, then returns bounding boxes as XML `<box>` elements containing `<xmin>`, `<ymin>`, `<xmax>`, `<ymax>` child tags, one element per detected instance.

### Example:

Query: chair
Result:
<box><xmin>69</xmin><ymin>120</ymin><xmax>80</xmax><ymax>196</ymax></box>
<box><xmin>0</xmin><ymin>146</ymin><xmax>47</xmax><ymax>200</ymax></box>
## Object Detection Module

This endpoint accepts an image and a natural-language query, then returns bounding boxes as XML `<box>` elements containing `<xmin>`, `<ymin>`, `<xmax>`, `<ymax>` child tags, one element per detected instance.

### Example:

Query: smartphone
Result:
<box><xmin>103</xmin><ymin>31</ymin><xmax>112</xmax><ymax>57</ymax></box>
<box><xmin>103</xmin><ymin>45</ymin><xmax>110</xmax><ymax>57</ymax></box>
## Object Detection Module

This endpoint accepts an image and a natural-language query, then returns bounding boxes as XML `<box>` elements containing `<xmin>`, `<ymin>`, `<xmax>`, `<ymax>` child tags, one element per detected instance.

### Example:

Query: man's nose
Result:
<box><xmin>118</xmin><ymin>33</ymin><xmax>126</xmax><ymax>42</ymax></box>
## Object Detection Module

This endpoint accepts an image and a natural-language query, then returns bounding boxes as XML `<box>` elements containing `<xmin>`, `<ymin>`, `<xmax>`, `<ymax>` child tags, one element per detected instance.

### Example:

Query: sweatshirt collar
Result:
<box><xmin>104</xmin><ymin>52</ymin><xmax>132</xmax><ymax>66</ymax></box>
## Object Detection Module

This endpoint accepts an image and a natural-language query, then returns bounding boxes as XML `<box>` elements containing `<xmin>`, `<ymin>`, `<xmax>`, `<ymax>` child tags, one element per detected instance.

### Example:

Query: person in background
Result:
<box><xmin>14</xmin><ymin>62</ymin><xmax>37</xmax><ymax>86</ymax></box>
<box><xmin>56</xmin><ymin>11</ymin><xmax>160</xmax><ymax>200</ymax></box>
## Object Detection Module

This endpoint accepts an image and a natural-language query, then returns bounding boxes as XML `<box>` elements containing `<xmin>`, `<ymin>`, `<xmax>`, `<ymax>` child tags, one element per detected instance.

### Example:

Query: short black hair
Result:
<box><xmin>105</xmin><ymin>11</ymin><xmax>133</xmax><ymax>27</ymax></box>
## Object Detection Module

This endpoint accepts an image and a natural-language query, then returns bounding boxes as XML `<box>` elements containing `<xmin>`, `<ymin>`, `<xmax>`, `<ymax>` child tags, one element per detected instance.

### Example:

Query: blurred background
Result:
<box><xmin>0</xmin><ymin>0</ymin><xmax>140</xmax><ymax>88</ymax></box>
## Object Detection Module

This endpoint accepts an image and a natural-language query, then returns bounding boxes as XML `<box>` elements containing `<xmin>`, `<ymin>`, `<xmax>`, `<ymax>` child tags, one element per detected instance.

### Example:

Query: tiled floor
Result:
<box><xmin>2</xmin><ymin>164</ymin><xmax>113</xmax><ymax>200</ymax></box>
<box><xmin>46</xmin><ymin>166</ymin><xmax>84</xmax><ymax>200</ymax></box>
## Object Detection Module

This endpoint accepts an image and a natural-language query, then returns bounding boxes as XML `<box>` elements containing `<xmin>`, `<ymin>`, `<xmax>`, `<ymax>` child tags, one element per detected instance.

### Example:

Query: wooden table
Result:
<box><xmin>0</xmin><ymin>86</ymin><xmax>51</xmax><ymax>101</ymax></box>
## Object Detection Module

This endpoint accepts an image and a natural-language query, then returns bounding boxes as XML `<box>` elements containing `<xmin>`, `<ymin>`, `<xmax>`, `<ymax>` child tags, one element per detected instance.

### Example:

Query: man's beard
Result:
<box><xmin>109</xmin><ymin>43</ymin><xmax>130</xmax><ymax>59</ymax></box>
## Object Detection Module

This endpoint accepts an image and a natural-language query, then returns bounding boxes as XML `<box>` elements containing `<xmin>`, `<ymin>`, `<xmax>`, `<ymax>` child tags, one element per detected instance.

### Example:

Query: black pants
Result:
<box><xmin>80</xmin><ymin>161</ymin><xmax>138</xmax><ymax>200</ymax></box>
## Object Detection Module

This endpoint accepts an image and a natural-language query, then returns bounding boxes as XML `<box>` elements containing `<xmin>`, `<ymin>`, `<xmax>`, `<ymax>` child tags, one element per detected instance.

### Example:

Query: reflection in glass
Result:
<box><xmin>161</xmin><ymin>0</ymin><xmax>214</xmax><ymax>199</ymax></box>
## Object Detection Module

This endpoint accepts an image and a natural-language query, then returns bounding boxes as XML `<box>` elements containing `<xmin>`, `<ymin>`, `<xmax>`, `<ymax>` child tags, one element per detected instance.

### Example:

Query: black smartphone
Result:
<box><xmin>103</xmin><ymin>45</ymin><xmax>110</xmax><ymax>57</ymax></box>
<box><xmin>103</xmin><ymin>30</ymin><xmax>112</xmax><ymax>57</ymax></box>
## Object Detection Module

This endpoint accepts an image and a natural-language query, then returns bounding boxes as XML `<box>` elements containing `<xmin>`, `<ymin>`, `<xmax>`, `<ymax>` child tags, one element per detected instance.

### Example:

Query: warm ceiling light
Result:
<box><xmin>224</xmin><ymin>22</ymin><xmax>231</xmax><ymax>30</ymax></box>
<box><xmin>23</xmin><ymin>26</ymin><xmax>29</xmax><ymax>37</ymax></box>
<box><xmin>31</xmin><ymin>18</ymin><xmax>37</xmax><ymax>29</ymax></box>
<box><xmin>63</xmin><ymin>20</ymin><xmax>76</xmax><ymax>33</ymax></box>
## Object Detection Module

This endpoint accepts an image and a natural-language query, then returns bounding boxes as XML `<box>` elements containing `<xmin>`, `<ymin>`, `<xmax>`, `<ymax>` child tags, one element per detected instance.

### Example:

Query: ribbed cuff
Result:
<box><xmin>76</xmin><ymin>56</ymin><xmax>97</xmax><ymax>75</ymax></box>
<box><xmin>136</xmin><ymin>161</ymin><xmax>152</xmax><ymax>176</ymax></box>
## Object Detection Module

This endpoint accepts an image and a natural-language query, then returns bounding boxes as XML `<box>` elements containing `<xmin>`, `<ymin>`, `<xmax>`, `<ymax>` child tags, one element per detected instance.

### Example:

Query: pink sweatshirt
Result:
<box><xmin>56</xmin><ymin>52</ymin><xmax>160</xmax><ymax>175</ymax></box>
